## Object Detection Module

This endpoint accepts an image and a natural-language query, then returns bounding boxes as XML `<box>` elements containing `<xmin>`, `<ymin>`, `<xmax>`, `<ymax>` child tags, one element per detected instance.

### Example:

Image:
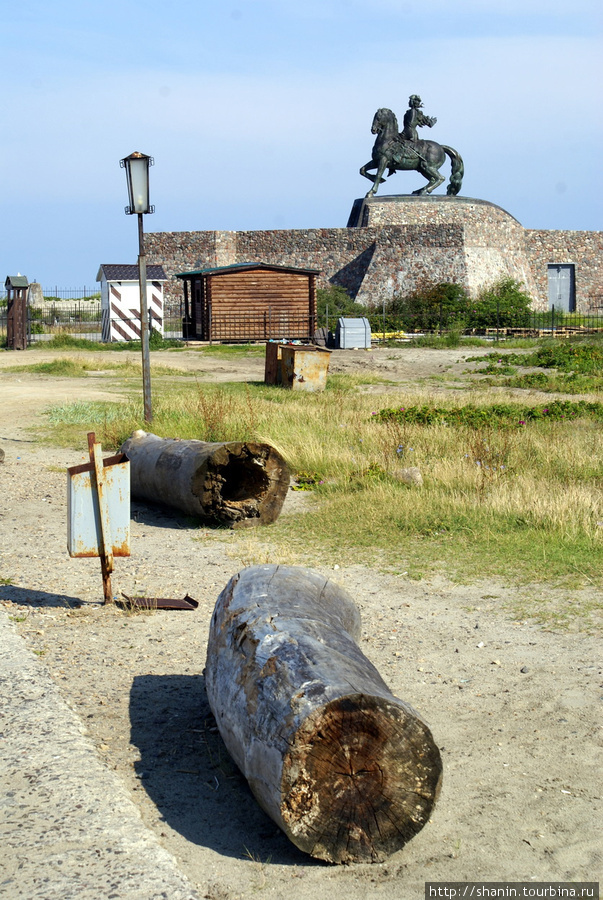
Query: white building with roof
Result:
<box><xmin>96</xmin><ymin>264</ymin><xmax>167</xmax><ymax>342</ymax></box>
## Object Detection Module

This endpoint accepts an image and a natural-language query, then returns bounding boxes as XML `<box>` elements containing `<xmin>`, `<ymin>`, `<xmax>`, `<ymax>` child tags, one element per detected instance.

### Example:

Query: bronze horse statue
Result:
<box><xmin>360</xmin><ymin>108</ymin><xmax>464</xmax><ymax>198</ymax></box>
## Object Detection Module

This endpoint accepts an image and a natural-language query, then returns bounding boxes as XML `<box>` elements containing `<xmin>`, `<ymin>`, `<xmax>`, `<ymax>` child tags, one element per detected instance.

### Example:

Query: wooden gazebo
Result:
<box><xmin>176</xmin><ymin>262</ymin><xmax>319</xmax><ymax>342</ymax></box>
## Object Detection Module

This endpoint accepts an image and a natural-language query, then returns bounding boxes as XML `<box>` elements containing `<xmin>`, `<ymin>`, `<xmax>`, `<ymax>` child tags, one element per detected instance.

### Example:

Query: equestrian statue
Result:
<box><xmin>360</xmin><ymin>95</ymin><xmax>464</xmax><ymax>198</ymax></box>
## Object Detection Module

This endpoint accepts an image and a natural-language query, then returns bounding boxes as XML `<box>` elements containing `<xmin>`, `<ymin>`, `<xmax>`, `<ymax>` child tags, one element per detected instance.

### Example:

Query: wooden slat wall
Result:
<box><xmin>183</xmin><ymin>269</ymin><xmax>316</xmax><ymax>341</ymax></box>
<box><xmin>208</xmin><ymin>270</ymin><xmax>310</xmax><ymax>315</ymax></box>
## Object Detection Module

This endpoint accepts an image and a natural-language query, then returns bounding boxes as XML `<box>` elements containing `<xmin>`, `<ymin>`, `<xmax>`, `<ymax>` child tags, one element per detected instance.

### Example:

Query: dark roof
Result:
<box><xmin>176</xmin><ymin>262</ymin><xmax>320</xmax><ymax>279</ymax></box>
<box><xmin>96</xmin><ymin>264</ymin><xmax>167</xmax><ymax>282</ymax></box>
<box><xmin>5</xmin><ymin>275</ymin><xmax>29</xmax><ymax>288</ymax></box>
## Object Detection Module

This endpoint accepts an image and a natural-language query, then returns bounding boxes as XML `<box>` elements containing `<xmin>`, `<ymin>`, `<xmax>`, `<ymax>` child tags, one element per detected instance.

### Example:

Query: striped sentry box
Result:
<box><xmin>97</xmin><ymin>264</ymin><xmax>167</xmax><ymax>343</ymax></box>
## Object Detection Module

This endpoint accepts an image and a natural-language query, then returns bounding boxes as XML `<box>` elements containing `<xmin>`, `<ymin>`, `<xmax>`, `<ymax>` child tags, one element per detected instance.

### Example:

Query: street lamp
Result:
<box><xmin>120</xmin><ymin>151</ymin><xmax>154</xmax><ymax>421</ymax></box>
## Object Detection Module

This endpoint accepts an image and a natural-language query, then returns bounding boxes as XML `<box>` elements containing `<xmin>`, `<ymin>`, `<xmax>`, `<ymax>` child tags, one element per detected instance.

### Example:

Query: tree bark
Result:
<box><xmin>205</xmin><ymin>565</ymin><xmax>442</xmax><ymax>863</ymax></box>
<box><xmin>120</xmin><ymin>430</ymin><xmax>290</xmax><ymax>527</ymax></box>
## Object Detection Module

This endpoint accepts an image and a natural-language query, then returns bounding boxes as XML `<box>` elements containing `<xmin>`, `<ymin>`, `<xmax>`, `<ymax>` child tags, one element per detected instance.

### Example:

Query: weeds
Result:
<box><xmin>468</xmin><ymin>342</ymin><xmax>603</xmax><ymax>376</ymax></box>
<box><xmin>374</xmin><ymin>399</ymin><xmax>603</xmax><ymax>428</ymax></box>
<box><xmin>37</xmin><ymin>367</ymin><xmax>603</xmax><ymax>593</ymax></box>
<box><xmin>32</xmin><ymin>333</ymin><xmax>184</xmax><ymax>352</ymax></box>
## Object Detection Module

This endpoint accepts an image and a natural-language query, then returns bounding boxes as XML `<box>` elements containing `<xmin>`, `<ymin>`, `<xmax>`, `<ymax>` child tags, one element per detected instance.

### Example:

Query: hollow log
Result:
<box><xmin>205</xmin><ymin>565</ymin><xmax>442</xmax><ymax>863</ymax></box>
<box><xmin>120</xmin><ymin>430</ymin><xmax>290</xmax><ymax>527</ymax></box>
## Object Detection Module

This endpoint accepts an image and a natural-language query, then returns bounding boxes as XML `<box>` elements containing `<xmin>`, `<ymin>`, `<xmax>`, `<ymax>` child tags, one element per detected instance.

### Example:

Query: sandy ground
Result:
<box><xmin>0</xmin><ymin>346</ymin><xmax>601</xmax><ymax>899</ymax></box>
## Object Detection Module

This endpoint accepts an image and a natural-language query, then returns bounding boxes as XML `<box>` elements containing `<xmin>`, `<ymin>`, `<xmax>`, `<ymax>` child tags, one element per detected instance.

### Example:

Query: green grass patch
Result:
<box><xmin>326</xmin><ymin>372</ymin><xmax>393</xmax><ymax>391</ymax></box>
<box><xmin>192</xmin><ymin>343</ymin><xmax>265</xmax><ymax>357</ymax></box>
<box><xmin>499</xmin><ymin>371</ymin><xmax>603</xmax><ymax>394</ymax></box>
<box><xmin>374</xmin><ymin>399</ymin><xmax>603</xmax><ymax>428</ymax></box>
<box><xmin>402</xmin><ymin>333</ymin><xmax>483</xmax><ymax>349</ymax></box>
<box><xmin>32</xmin><ymin>333</ymin><xmax>185</xmax><ymax>352</ymax></box>
<box><xmin>5</xmin><ymin>358</ymin><xmax>96</xmax><ymax>376</ymax></box>
<box><xmin>4</xmin><ymin>357</ymin><xmax>187</xmax><ymax>378</ymax></box>
<box><xmin>469</xmin><ymin>341</ymin><xmax>603</xmax><ymax>376</ymax></box>
<box><xmin>41</xmin><ymin>375</ymin><xmax>603</xmax><ymax>613</ymax></box>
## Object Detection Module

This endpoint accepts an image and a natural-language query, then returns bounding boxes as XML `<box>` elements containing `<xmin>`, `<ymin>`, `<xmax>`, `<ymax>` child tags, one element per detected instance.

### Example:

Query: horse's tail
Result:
<box><xmin>442</xmin><ymin>146</ymin><xmax>464</xmax><ymax>196</ymax></box>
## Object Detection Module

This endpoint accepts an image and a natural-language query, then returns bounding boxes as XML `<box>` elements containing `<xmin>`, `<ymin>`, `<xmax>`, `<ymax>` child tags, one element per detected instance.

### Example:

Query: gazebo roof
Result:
<box><xmin>5</xmin><ymin>275</ymin><xmax>29</xmax><ymax>289</ymax></box>
<box><xmin>96</xmin><ymin>264</ymin><xmax>167</xmax><ymax>282</ymax></box>
<box><xmin>176</xmin><ymin>262</ymin><xmax>320</xmax><ymax>279</ymax></box>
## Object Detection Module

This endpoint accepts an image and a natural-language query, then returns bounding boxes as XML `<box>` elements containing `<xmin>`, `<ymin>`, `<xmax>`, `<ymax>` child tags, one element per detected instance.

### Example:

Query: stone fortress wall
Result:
<box><xmin>146</xmin><ymin>196</ymin><xmax>602</xmax><ymax>313</ymax></box>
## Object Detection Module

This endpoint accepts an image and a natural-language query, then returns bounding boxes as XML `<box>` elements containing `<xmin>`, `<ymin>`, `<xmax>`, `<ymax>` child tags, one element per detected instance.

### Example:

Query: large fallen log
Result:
<box><xmin>205</xmin><ymin>565</ymin><xmax>442</xmax><ymax>863</ymax></box>
<box><xmin>120</xmin><ymin>430</ymin><xmax>290</xmax><ymax>527</ymax></box>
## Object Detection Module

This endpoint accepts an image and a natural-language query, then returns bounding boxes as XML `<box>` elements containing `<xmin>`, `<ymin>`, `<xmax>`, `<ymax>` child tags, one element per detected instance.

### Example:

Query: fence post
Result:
<box><xmin>496</xmin><ymin>298</ymin><xmax>500</xmax><ymax>344</ymax></box>
<box><xmin>551</xmin><ymin>304</ymin><xmax>555</xmax><ymax>336</ymax></box>
<box><xmin>382</xmin><ymin>298</ymin><xmax>386</xmax><ymax>344</ymax></box>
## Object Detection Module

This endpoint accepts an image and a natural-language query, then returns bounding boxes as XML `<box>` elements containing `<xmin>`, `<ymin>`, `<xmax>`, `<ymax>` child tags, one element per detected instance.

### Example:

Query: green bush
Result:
<box><xmin>378</xmin><ymin>282</ymin><xmax>471</xmax><ymax>331</ymax></box>
<box><xmin>468</xmin><ymin>278</ymin><xmax>532</xmax><ymax>329</ymax></box>
<box><xmin>317</xmin><ymin>285</ymin><xmax>366</xmax><ymax>329</ymax></box>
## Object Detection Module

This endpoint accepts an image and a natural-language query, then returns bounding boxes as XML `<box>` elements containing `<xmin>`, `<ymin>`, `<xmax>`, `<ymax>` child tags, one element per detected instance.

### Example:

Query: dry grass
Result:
<box><xmin>44</xmin><ymin>378</ymin><xmax>603</xmax><ymax>600</ymax></box>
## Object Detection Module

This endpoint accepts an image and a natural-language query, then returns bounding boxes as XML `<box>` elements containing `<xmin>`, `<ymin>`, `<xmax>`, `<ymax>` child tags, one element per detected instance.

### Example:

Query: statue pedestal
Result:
<box><xmin>345</xmin><ymin>194</ymin><xmax>538</xmax><ymax>302</ymax></box>
<box><xmin>347</xmin><ymin>194</ymin><xmax>522</xmax><ymax>229</ymax></box>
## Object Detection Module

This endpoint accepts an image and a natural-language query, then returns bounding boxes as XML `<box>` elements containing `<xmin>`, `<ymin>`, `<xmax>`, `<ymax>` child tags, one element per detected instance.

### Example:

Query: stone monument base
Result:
<box><xmin>346</xmin><ymin>194</ymin><xmax>538</xmax><ymax>301</ymax></box>
<box><xmin>348</xmin><ymin>193</ymin><xmax>521</xmax><ymax>229</ymax></box>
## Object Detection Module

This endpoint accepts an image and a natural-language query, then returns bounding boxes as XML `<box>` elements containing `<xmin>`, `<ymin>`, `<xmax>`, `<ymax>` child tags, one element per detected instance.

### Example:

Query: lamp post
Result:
<box><xmin>120</xmin><ymin>151</ymin><xmax>154</xmax><ymax>421</ymax></box>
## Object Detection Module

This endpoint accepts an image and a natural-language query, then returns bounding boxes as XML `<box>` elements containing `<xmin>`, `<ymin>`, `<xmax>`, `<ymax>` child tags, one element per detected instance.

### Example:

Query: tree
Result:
<box><xmin>468</xmin><ymin>278</ymin><xmax>531</xmax><ymax>329</ymax></box>
<box><xmin>316</xmin><ymin>285</ymin><xmax>365</xmax><ymax>328</ymax></box>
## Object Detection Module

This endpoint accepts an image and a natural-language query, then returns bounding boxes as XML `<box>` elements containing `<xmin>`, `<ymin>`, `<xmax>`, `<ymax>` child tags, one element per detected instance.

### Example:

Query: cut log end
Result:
<box><xmin>205</xmin><ymin>566</ymin><xmax>442</xmax><ymax>864</ymax></box>
<box><xmin>280</xmin><ymin>693</ymin><xmax>442</xmax><ymax>864</ymax></box>
<box><xmin>197</xmin><ymin>442</ymin><xmax>289</xmax><ymax>527</ymax></box>
<box><xmin>121</xmin><ymin>432</ymin><xmax>290</xmax><ymax>527</ymax></box>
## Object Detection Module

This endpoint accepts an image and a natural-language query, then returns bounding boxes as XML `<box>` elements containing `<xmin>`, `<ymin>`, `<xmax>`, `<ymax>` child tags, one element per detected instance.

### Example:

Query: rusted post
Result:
<box><xmin>88</xmin><ymin>433</ymin><xmax>114</xmax><ymax>603</ymax></box>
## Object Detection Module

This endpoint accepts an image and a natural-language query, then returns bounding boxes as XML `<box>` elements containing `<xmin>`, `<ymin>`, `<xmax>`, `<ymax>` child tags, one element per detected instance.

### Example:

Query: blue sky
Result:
<box><xmin>2</xmin><ymin>0</ymin><xmax>601</xmax><ymax>288</ymax></box>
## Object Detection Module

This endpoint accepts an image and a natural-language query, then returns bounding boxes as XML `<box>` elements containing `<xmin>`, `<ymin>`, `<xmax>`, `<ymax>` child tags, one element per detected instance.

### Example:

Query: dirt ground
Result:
<box><xmin>0</xmin><ymin>346</ymin><xmax>601</xmax><ymax>899</ymax></box>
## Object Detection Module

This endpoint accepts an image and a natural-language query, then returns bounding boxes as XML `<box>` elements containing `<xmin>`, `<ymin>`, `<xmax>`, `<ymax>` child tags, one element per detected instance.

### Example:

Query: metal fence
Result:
<box><xmin>3</xmin><ymin>300</ymin><xmax>603</xmax><ymax>345</ymax></box>
<box><xmin>0</xmin><ymin>303</ymin><xmax>185</xmax><ymax>343</ymax></box>
<box><xmin>0</xmin><ymin>288</ymin><xmax>102</xmax><ymax>302</ymax></box>
<box><xmin>361</xmin><ymin>307</ymin><xmax>603</xmax><ymax>341</ymax></box>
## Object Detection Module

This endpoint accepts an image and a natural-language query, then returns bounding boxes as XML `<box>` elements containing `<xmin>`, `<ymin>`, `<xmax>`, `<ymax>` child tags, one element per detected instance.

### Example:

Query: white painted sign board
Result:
<box><xmin>67</xmin><ymin>454</ymin><xmax>131</xmax><ymax>558</ymax></box>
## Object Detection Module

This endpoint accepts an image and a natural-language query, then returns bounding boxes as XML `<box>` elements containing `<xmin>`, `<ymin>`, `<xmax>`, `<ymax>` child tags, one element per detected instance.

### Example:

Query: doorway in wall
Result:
<box><xmin>547</xmin><ymin>264</ymin><xmax>575</xmax><ymax>312</ymax></box>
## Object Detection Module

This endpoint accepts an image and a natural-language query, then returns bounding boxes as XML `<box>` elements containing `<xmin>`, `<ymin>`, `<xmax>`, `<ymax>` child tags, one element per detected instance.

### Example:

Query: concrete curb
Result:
<box><xmin>0</xmin><ymin>609</ymin><xmax>201</xmax><ymax>900</ymax></box>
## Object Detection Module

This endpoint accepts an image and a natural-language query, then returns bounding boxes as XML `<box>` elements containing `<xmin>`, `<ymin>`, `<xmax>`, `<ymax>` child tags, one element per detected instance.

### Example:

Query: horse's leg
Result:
<box><xmin>359</xmin><ymin>161</ymin><xmax>386</xmax><ymax>186</ymax></box>
<box><xmin>365</xmin><ymin>156</ymin><xmax>389</xmax><ymax>197</ymax></box>
<box><xmin>413</xmin><ymin>162</ymin><xmax>445</xmax><ymax>195</ymax></box>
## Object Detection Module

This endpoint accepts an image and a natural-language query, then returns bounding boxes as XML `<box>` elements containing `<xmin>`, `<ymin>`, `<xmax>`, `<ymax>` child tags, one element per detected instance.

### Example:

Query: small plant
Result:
<box><xmin>243</xmin><ymin>846</ymin><xmax>272</xmax><ymax>891</ymax></box>
<box><xmin>467</xmin><ymin>429</ymin><xmax>513</xmax><ymax>502</ymax></box>
<box><xmin>292</xmin><ymin>470</ymin><xmax>323</xmax><ymax>490</ymax></box>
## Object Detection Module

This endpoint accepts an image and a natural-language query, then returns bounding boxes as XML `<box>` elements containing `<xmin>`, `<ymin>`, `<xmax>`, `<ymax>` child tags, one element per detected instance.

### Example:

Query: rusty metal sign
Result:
<box><xmin>67</xmin><ymin>455</ymin><xmax>130</xmax><ymax>558</ymax></box>
<box><xmin>67</xmin><ymin>433</ymin><xmax>130</xmax><ymax>602</ymax></box>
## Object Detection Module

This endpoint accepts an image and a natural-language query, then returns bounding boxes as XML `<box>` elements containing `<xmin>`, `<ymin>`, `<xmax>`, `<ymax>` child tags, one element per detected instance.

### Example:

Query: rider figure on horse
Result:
<box><xmin>385</xmin><ymin>95</ymin><xmax>437</xmax><ymax>171</ymax></box>
<box><xmin>401</xmin><ymin>95</ymin><xmax>437</xmax><ymax>144</ymax></box>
